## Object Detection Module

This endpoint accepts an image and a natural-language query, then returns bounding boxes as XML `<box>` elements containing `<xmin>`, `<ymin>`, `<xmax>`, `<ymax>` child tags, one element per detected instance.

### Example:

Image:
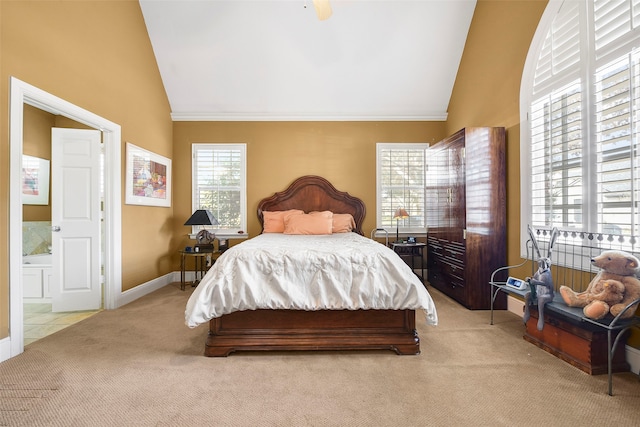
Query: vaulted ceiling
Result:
<box><xmin>139</xmin><ymin>0</ymin><xmax>477</xmax><ymax>121</ymax></box>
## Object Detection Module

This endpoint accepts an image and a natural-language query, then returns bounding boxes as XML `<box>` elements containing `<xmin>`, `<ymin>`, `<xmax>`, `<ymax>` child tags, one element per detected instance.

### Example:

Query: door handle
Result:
<box><xmin>52</xmin><ymin>226</ymin><xmax>61</xmax><ymax>232</ymax></box>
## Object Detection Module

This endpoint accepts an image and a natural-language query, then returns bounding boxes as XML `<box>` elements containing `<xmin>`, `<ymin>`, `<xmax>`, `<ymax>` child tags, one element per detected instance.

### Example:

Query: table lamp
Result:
<box><xmin>393</xmin><ymin>208</ymin><xmax>409</xmax><ymax>243</ymax></box>
<box><xmin>184</xmin><ymin>209</ymin><xmax>219</xmax><ymax>251</ymax></box>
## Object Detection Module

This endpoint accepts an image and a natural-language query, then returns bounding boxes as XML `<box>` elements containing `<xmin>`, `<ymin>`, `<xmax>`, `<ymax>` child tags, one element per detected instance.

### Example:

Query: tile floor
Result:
<box><xmin>23</xmin><ymin>303</ymin><xmax>101</xmax><ymax>346</ymax></box>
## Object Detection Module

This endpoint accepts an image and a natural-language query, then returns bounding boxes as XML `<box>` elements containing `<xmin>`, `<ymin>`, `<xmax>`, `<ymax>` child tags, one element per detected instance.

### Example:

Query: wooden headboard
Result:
<box><xmin>257</xmin><ymin>175</ymin><xmax>366</xmax><ymax>235</ymax></box>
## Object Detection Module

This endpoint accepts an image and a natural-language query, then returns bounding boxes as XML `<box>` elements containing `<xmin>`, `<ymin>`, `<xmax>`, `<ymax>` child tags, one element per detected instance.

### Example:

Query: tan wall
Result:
<box><xmin>0</xmin><ymin>1</ymin><xmax>552</xmax><ymax>343</ymax></box>
<box><xmin>22</xmin><ymin>106</ymin><xmax>55</xmax><ymax>222</ymax></box>
<box><xmin>0</xmin><ymin>0</ymin><xmax>173</xmax><ymax>338</ymax></box>
<box><xmin>172</xmin><ymin>121</ymin><xmax>447</xmax><ymax>255</ymax></box>
<box><xmin>171</xmin><ymin>2</ymin><xmax>550</xmax><ymax>261</ymax></box>
<box><xmin>446</xmin><ymin>0</ymin><xmax>548</xmax><ymax>272</ymax></box>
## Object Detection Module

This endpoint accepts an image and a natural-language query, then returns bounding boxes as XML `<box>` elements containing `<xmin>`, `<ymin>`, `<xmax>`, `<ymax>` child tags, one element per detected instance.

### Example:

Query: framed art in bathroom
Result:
<box><xmin>21</xmin><ymin>155</ymin><xmax>50</xmax><ymax>205</ymax></box>
<box><xmin>125</xmin><ymin>142</ymin><xmax>172</xmax><ymax>207</ymax></box>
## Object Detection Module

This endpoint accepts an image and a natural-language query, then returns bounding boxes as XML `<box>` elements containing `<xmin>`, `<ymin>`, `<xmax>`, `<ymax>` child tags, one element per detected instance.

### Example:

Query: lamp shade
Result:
<box><xmin>393</xmin><ymin>208</ymin><xmax>409</xmax><ymax>220</ymax></box>
<box><xmin>184</xmin><ymin>209</ymin><xmax>219</xmax><ymax>226</ymax></box>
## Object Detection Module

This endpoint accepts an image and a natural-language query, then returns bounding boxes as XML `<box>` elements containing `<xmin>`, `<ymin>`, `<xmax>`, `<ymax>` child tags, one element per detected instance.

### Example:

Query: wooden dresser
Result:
<box><xmin>426</xmin><ymin>127</ymin><xmax>507</xmax><ymax>309</ymax></box>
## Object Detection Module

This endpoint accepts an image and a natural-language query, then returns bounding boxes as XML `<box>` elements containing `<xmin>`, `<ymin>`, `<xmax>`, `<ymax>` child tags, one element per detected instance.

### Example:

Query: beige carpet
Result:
<box><xmin>1</xmin><ymin>283</ymin><xmax>639</xmax><ymax>427</ymax></box>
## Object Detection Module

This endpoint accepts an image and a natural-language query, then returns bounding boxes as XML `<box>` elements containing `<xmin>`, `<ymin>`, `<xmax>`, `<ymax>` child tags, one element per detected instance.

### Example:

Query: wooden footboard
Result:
<box><xmin>206</xmin><ymin>309</ymin><xmax>420</xmax><ymax>356</ymax></box>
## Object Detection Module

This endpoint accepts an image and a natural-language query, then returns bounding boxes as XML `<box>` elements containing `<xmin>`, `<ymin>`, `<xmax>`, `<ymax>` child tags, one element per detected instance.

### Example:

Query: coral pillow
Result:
<box><xmin>310</xmin><ymin>211</ymin><xmax>356</xmax><ymax>233</ymax></box>
<box><xmin>308</xmin><ymin>211</ymin><xmax>333</xmax><ymax>218</ymax></box>
<box><xmin>263</xmin><ymin>210</ymin><xmax>304</xmax><ymax>233</ymax></box>
<box><xmin>284</xmin><ymin>212</ymin><xmax>333</xmax><ymax>235</ymax></box>
<box><xmin>331</xmin><ymin>213</ymin><xmax>356</xmax><ymax>233</ymax></box>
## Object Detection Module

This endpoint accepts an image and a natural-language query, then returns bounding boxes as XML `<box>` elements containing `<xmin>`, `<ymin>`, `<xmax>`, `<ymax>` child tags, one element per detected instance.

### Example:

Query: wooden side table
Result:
<box><xmin>391</xmin><ymin>242</ymin><xmax>426</xmax><ymax>282</ymax></box>
<box><xmin>179</xmin><ymin>250</ymin><xmax>218</xmax><ymax>290</ymax></box>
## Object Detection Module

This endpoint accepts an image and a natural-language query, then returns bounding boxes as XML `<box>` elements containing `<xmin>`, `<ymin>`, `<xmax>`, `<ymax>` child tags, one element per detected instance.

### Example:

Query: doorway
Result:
<box><xmin>22</xmin><ymin>126</ymin><xmax>104</xmax><ymax>346</ymax></box>
<box><xmin>6</xmin><ymin>77</ymin><xmax>123</xmax><ymax>361</ymax></box>
<box><xmin>23</xmin><ymin>304</ymin><xmax>101</xmax><ymax>345</ymax></box>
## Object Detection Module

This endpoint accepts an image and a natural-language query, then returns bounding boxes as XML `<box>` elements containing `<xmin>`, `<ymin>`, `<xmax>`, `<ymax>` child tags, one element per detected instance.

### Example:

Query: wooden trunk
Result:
<box><xmin>206</xmin><ymin>309</ymin><xmax>419</xmax><ymax>357</ymax></box>
<box><xmin>523</xmin><ymin>307</ymin><xmax>629</xmax><ymax>375</ymax></box>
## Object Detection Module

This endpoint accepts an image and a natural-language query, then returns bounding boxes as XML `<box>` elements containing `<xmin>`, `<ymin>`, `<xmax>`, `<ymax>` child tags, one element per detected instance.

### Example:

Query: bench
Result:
<box><xmin>489</xmin><ymin>227</ymin><xmax>640</xmax><ymax>396</ymax></box>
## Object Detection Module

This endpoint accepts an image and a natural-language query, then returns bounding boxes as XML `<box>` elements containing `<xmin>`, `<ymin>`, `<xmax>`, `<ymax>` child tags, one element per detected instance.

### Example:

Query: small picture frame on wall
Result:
<box><xmin>22</xmin><ymin>155</ymin><xmax>50</xmax><ymax>205</ymax></box>
<box><xmin>125</xmin><ymin>142</ymin><xmax>172</xmax><ymax>207</ymax></box>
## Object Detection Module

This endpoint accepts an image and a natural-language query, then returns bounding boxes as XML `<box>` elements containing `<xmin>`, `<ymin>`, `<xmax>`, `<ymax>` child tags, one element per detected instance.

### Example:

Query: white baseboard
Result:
<box><xmin>116</xmin><ymin>271</ymin><xmax>178</xmax><ymax>307</ymax></box>
<box><xmin>626</xmin><ymin>345</ymin><xmax>640</xmax><ymax>375</ymax></box>
<box><xmin>0</xmin><ymin>337</ymin><xmax>11</xmax><ymax>363</ymax></box>
<box><xmin>507</xmin><ymin>295</ymin><xmax>525</xmax><ymax>317</ymax></box>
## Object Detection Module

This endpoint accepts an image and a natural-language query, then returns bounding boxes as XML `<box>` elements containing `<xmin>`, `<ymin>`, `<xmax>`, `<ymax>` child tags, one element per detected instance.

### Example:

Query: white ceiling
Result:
<box><xmin>139</xmin><ymin>0</ymin><xmax>477</xmax><ymax>121</ymax></box>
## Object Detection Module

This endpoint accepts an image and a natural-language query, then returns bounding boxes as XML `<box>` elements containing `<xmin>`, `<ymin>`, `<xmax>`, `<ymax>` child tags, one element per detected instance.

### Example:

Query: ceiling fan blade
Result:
<box><xmin>313</xmin><ymin>0</ymin><xmax>332</xmax><ymax>21</ymax></box>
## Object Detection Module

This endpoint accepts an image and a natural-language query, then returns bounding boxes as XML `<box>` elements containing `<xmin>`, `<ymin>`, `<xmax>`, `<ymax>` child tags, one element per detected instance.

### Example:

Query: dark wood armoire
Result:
<box><xmin>426</xmin><ymin>127</ymin><xmax>507</xmax><ymax>309</ymax></box>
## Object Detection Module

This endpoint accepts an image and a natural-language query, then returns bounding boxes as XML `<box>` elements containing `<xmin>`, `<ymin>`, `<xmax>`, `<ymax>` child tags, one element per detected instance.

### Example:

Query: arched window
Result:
<box><xmin>521</xmin><ymin>0</ymin><xmax>640</xmax><ymax>249</ymax></box>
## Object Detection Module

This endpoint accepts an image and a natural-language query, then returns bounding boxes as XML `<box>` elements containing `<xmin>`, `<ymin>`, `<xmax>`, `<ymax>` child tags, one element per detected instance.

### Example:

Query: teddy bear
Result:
<box><xmin>579</xmin><ymin>279</ymin><xmax>625</xmax><ymax>320</ymax></box>
<box><xmin>559</xmin><ymin>250</ymin><xmax>640</xmax><ymax>320</ymax></box>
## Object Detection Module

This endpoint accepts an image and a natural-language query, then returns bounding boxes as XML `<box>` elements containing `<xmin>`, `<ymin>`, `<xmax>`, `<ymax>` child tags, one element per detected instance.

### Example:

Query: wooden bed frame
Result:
<box><xmin>205</xmin><ymin>175</ymin><xmax>420</xmax><ymax>356</ymax></box>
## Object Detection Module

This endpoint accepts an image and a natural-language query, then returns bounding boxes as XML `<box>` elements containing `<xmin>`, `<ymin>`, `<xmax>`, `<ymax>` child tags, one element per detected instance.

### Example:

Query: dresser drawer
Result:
<box><xmin>436</xmin><ymin>275</ymin><xmax>466</xmax><ymax>302</ymax></box>
<box><xmin>444</xmin><ymin>245</ymin><xmax>465</xmax><ymax>264</ymax></box>
<box><xmin>441</xmin><ymin>258</ymin><xmax>464</xmax><ymax>281</ymax></box>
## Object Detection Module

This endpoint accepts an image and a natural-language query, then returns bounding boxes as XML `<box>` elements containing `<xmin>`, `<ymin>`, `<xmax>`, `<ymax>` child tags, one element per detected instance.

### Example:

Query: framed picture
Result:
<box><xmin>22</xmin><ymin>155</ymin><xmax>50</xmax><ymax>205</ymax></box>
<box><xmin>125</xmin><ymin>142</ymin><xmax>172</xmax><ymax>207</ymax></box>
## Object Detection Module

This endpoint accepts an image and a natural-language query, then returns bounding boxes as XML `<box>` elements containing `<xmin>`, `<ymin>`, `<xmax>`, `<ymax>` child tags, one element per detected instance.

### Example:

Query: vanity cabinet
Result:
<box><xmin>426</xmin><ymin>127</ymin><xmax>507</xmax><ymax>309</ymax></box>
<box><xmin>23</xmin><ymin>267</ymin><xmax>52</xmax><ymax>301</ymax></box>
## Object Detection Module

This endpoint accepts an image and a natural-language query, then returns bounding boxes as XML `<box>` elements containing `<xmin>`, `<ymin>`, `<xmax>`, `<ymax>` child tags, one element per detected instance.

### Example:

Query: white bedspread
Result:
<box><xmin>184</xmin><ymin>233</ymin><xmax>438</xmax><ymax>328</ymax></box>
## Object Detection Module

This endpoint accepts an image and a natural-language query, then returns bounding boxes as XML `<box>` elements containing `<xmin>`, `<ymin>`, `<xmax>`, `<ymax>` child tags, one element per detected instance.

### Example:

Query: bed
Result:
<box><xmin>185</xmin><ymin>175</ymin><xmax>438</xmax><ymax>356</ymax></box>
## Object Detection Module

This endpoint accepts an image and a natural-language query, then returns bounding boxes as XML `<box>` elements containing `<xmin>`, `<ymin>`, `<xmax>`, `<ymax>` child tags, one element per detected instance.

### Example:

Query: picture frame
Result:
<box><xmin>22</xmin><ymin>155</ymin><xmax>50</xmax><ymax>205</ymax></box>
<box><xmin>125</xmin><ymin>142</ymin><xmax>172</xmax><ymax>207</ymax></box>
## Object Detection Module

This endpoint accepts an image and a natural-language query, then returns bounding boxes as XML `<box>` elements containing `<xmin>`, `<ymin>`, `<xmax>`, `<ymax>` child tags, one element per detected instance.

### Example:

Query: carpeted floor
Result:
<box><xmin>1</xmin><ymin>283</ymin><xmax>639</xmax><ymax>426</ymax></box>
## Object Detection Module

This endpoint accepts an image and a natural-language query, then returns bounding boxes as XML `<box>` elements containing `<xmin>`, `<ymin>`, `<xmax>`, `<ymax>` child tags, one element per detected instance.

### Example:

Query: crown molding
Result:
<box><xmin>170</xmin><ymin>112</ymin><xmax>448</xmax><ymax>122</ymax></box>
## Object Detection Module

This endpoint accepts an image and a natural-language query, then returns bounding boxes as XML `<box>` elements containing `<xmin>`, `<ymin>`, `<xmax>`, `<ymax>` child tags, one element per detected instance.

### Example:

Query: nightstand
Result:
<box><xmin>391</xmin><ymin>242</ymin><xmax>426</xmax><ymax>282</ymax></box>
<box><xmin>179</xmin><ymin>249</ymin><xmax>219</xmax><ymax>290</ymax></box>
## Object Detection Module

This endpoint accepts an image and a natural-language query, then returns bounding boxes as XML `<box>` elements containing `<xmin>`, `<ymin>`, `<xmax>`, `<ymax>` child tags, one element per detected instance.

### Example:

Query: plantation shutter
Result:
<box><xmin>530</xmin><ymin>81</ymin><xmax>584</xmax><ymax>228</ymax></box>
<box><xmin>527</xmin><ymin>0</ymin><xmax>640</xmax><ymax>236</ymax></box>
<box><xmin>533</xmin><ymin>0</ymin><xmax>581</xmax><ymax>90</ymax></box>
<box><xmin>594</xmin><ymin>52</ymin><xmax>640</xmax><ymax>234</ymax></box>
<box><xmin>593</xmin><ymin>0</ymin><xmax>640</xmax><ymax>57</ymax></box>
<box><xmin>192</xmin><ymin>144</ymin><xmax>245</xmax><ymax>231</ymax></box>
<box><xmin>529</xmin><ymin>1</ymin><xmax>583</xmax><ymax>229</ymax></box>
<box><xmin>377</xmin><ymin>144</ymin><xmax>428</xmax><ymax>230</ymax></box>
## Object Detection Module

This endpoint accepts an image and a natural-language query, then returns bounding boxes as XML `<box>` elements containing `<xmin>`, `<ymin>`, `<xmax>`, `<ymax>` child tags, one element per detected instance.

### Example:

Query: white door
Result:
<box><xmin>51</xmin><ymin>128</ymin><xmax>102</xmax><ymax>312</ymax></box>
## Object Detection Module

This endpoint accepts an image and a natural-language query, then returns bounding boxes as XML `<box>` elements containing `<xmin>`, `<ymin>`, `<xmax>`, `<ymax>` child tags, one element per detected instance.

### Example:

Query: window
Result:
<box><xmin>376</xmin><ymin>143</ymin><xmax>429</xmax><ymax>236</ymax></box>
<box><xmin>191</xmin><ymin>144</ymin><xmax>246</xmax><ymax>237</ymax></box>
<box><xmin>522</xmin><ymin>0</ymin><xmax>640</xmax><ymax>243</ymax></box>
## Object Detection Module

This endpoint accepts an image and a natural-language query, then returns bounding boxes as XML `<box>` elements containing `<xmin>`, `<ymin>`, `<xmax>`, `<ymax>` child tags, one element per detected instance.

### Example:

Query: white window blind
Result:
<box><xmin>594</xmin><ymin>51</ymin><xmax>640</xmax><ymax>235</ymax></box>
<box><xmin>594</xmin><ymin>0</ymin><xmax>640</xmax><ymax>57</ymax></box>
<box><xmin>533</xmin><ymin>0</ymin><xmax>581</xmax><ymax>91</ymax></box>
<box><xmin>530</xmin><ymin>80</ymin><xmax>583</xmax><ymax>228</ymax></box>
<box><xmin>376</xmin><ymin>143</ymin><xmax>428</xmax><ymax>233</ymax></box>
<box><xmin>524</xmin><ymin>0</ymin><xmax>640</xmax><ymax>239</ymax></box>
<box><xmin>192</xmin><ymin>144</ymin><xmax>246</xmax><ymax>234</ymax></box>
